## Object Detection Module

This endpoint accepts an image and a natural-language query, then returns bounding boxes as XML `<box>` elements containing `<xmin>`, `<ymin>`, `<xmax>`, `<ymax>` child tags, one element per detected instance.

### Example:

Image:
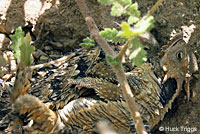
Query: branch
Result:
<box><xmin>148</xmin><ymin>0</ymin><xmax>164</xmax><ymax>16</ymax></box>
<box><xmin>75</xmin><ymin>0</ymin><xmax>116</xmax><ymax>57</ymax></box>
<box><xmin>75</xmin><ymin>0</ymin><xmax>147</xmax><ymax>134</ymax></box>
<box><xmin>112</xmin><ymin>63</ymin><xmax>147</xmax><ymax>134</ymax></box>
<box><xmin>116</xmin><ymin>38</ymin><xmax>133</xmax><ymax>61</ymax></box>
<box><xmin>30</xmin><ymin>52</ymin><xmax>75</xmax><ymax>70</ymax></box>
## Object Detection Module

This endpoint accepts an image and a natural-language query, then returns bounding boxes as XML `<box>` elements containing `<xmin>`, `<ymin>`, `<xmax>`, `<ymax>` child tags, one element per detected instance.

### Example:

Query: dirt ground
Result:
<box><xmin>0</xmin><ymin>0</ymin><xmax>200</xmax><ymax>134</ymax></box>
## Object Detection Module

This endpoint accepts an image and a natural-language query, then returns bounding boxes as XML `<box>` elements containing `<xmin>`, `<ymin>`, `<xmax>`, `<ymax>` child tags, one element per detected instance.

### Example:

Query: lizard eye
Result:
<box><xmin>176</xmin><ymin>51</ymin><xmax>183</xmax><ymax>60</ymax></box>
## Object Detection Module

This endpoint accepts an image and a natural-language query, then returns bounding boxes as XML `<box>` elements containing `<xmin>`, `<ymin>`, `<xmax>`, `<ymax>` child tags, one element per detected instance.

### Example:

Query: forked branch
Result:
<box><xmin>75</xmin><ymin>0</ymin><xmax>147</xmax><ymax>134</ymax></box>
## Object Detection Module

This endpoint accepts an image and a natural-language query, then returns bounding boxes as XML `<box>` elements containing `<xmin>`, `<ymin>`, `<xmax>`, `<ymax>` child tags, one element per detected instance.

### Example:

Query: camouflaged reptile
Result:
<box><xmin>1</xmin><ymin>36</ymin><xmax>198</xmax><ymax>134</ymax></box>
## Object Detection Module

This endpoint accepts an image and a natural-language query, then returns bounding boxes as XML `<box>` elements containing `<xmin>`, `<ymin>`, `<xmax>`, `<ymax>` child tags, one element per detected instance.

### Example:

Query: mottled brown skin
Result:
<box><xmin>5</xmin><ymin>37</ymin><xmax>199</xmax><ymax>133</ymax></box>
<box><xmin>160</xmin><ymin>38</ymin><xmax>198</xmax><ymax>101</ymax></box>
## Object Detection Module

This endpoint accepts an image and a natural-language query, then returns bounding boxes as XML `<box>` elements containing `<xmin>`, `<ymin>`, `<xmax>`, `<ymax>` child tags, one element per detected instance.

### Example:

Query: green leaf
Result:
<box><xmin>20</xmin><ymin>33</ymin><xmax>35</xmax><ymax>66</ymax></box>
<box><xmin>127</xmin><ymin>3</ymin><xmax>140</xmax><ymax>16</ymax></box>
<box><xmin>111</xmin><ymin>2</ymin><xmax>124</xmax><ymax>16</ymax></box>
<box><xmin>117</xmin><ymin>22</ymin><xmax>135</xmax><ymax>38</ymax></box>
<box><xmin>100</xmin><ymin>28</ymin><xmax>126</xmax><ymax>42</ymax></box>
<box><xmin>80</xmin><ymin>43</ymin><xmax>95</xmax><ymax>48</ymax></box>
<box><xmin>118</xmin><ymin>16</ymin><xmax>154</xmax><ymax>38</ymax></box>
<box><xmin>82</xmin><ymin>37</ymin><xmax>95</xmax><ymax>44</ymax></box>
<box><xmin>129</xmin><ymin>3</ymin><xmax>138</xmax><ymax>10</ymax></box>
<box><xmin>80</xmin><ymin>37</ymin><xmax>95</xmax><ymax>48</ymax></box>
<box><xmin>128</xmin><ymin>15</ymin><xmax>139</xmax><ymax>24</ymax></box>
<box><xmin>118</xmin><ymin>0</ymin><xmax>132</xmax><ymax>6</ymax></box>
<box><xmin>129</xmin><ymin>38</ymin><xmax>147</xmax><ymax>66</ymax></box>
<box><xmin>98</xmin><ymin>0</ymin><xmax>132</xmax><ymax>7</ymax></box>
<box><xmin>10</xmin><ymin>27</ymin><xmax>24</xmax><ymax>62</ymax></box>
<box><xmin>133</xmin><ymin>15</ymin><xmax>155</xmax><ymax>36</ymax></box>
<box><xmin>97</xmin><ymin>0</ymin><xmax>114</xmax><ymax>5</ymax></box>
<box><xmin>106</xmin><ymin>55</ymin><xmax>120</xmax><ymax>66</ymax></box>
<box><xmin>133</xmin><ymin>10</ymin><xmax>141</xmax><ymax>17</ymax></box>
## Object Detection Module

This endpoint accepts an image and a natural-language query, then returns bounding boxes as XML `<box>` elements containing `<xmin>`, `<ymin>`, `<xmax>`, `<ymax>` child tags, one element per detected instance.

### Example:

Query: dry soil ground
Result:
<box><xmin>0</xmin><ymin>0</ymin><xmax>200</xmax><ymax>134</ymax></box>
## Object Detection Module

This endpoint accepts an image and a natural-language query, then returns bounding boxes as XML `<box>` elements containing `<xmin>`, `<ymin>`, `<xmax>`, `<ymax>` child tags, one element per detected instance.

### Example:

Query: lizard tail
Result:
<box><xmin>14</xmin><ymin>94</ymin><xmax>64</xmax><ymax>133</ymax></box>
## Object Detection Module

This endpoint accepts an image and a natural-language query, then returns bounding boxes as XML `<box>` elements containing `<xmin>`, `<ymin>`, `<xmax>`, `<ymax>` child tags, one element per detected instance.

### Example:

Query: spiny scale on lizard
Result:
<box><xmin>13</xmin><ymin>63</ymin><xmax>177</xmax><ymax>134</ymax></box>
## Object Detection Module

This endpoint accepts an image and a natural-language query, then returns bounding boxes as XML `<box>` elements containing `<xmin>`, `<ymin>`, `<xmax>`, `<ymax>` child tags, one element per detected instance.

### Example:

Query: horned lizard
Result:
<box><xmin>0</xmin><ymin>35</ymin><xmax>198</xmax><ymax>133</ymax></box>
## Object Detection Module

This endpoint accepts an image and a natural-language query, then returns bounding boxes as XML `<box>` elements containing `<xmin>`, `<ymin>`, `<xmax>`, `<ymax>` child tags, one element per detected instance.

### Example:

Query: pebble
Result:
<box><xmin>50</xmin><ymin>41</ymin><xmax>63</xmax><ymax>50</ymax></box>
<box><xmin>2</xmin><ymin>74</ymin><xmax>13</xmax><ymax>81</ymax></box>
<box><xmin>37</xmin><ymin>71</ymin><xmax>47</xmax><ymax>77</ymax></box>
<box><xmin>44</xmin><ymin>46</ymin><xmax>53</xmax><ymax>51</ymax></box>
<box><xmin>10</xmin><ymin>59</ymin><xmax>17</xmax><ymax>71</ymax></box>
<box><xmin>50</xmin><ymin>50</ymin><xmax>60</xmax><ymax>55</ymax></box>
<box><xmin>40</xmin><ymin>55</ymin><xmax>49</xmax><ymax>62</ymax></box>
<box><xmin>32</xmin><ymin>49</ymin><xmax>46</xmax><ymax>59</ymax></box>
<box><xmin>49</xmin><ymin>54</ymin><xmax>61</xmax><ymax>59</ymax></box>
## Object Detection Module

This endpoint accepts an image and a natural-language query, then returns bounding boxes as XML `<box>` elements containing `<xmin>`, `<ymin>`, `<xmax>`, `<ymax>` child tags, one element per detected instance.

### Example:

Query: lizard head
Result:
<box><xmin>160</xmin><ymin>39</ymin><xmax>198</xmax><ymax>101</ymax></box>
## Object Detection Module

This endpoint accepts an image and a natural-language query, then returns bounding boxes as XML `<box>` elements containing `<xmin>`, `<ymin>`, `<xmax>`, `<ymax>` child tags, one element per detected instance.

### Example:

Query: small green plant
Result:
<box><xmin>98</xmin><ymin>0</ymin><xmax>140</xmax><ymax>24</ymax></box>
<box><xmin>10</xmin><ymin>27</ymin><xmax>35</xmax><ymax>66</ymax></box>
<box><xmin>100</xmin><ymin>28</ymin><xmax>126</xmax><ymax>43</ymax></box>
<box><xmin>75</xmin><ymin>0</ymin><xmax>163</xmax><ymax>133</ymax></box>
<box><xmin>10</xmin><ymin>27</ymin><xmax>24</xmax><ymax>62</ymax></box>
<box><xmin>80</xmin><ymin>37</ymin><xmax>95</xmax><ymax>48</ymax></box>
<box><xmin>106</xmin><ymin>55</ymin><xmax>121</xmax><ymax>66</ymax></box>
<box><xmin>98</xmin><ymin>0</ymin><xmax>154</xmax><ymax>66</ymax></box>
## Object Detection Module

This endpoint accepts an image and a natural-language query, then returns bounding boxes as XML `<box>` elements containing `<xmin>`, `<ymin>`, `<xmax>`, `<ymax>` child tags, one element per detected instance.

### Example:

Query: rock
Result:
<box><xmin>10</xmin><ymin>59</ymin><xmax>17</xmax><ymax>71</ymax></box>
<box><xmin>32</xmin><ymin>49</ymin><xmax>46</xmax><ymax>59</ymax></box>
<box><xmin>37</xmin><ymin>71</ymin><xmax>47</xmax><ymax>77</ymax></box>
<box><xmin>49</xmin><ymin>50</ymin><xmax>61</xmax><ymax>55</ymax></box>
<box><xmin>2</xmin><ymin>74</ymin><xmax>13</xmax><ymax>81</ymax></box>
<box><xmin>49</xmin><ymin>55</ymin><xmax>61</xmax><ymax>59</ymax></box>
<box><xmin>39</xmin><ymin>55</ymin><xmax>49</xmax><ymax>62</ymax></box>
<box><xmin>50</xmin><ymin>41</ymin><xmax>63</xmax><ymax>50</ymax></box>
<box><xmin>44</xmin><ymin>46</ymin><xmax>53</xmax><ymax>51</ymax></box>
